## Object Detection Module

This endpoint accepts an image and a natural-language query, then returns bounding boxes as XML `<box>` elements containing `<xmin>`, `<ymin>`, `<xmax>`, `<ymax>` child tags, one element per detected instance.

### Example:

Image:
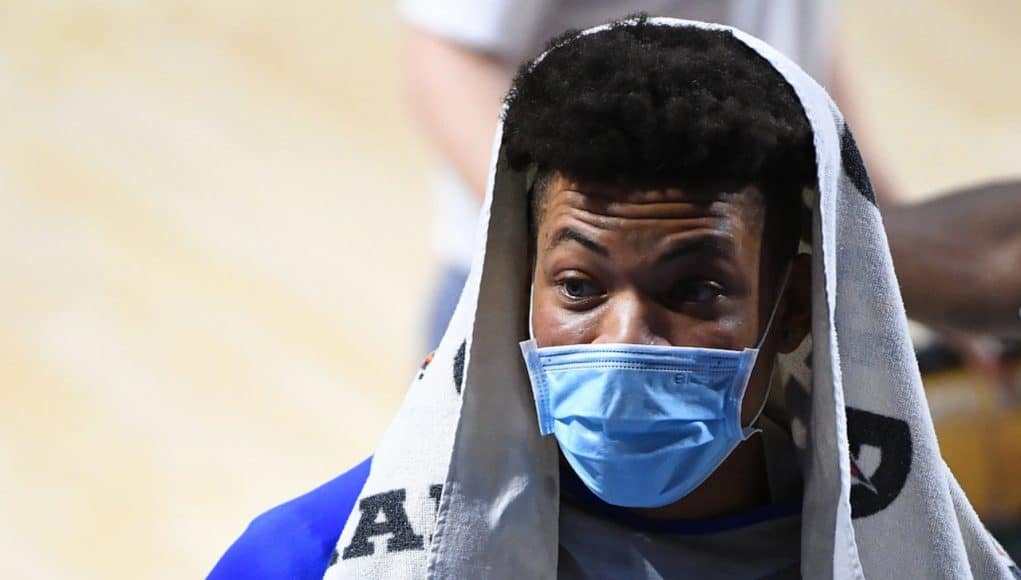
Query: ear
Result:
<box><xmin>776</xmin><ymin>253</ymin><xmax>812</xmax><ymax>353</ymax></box>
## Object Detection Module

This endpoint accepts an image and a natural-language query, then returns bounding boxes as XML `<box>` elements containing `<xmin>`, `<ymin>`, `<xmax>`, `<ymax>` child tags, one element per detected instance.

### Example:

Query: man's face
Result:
<box><xmin>530</xmin><ymin>174</ymin><xmax>809</xmax><ymax>423</ymax></box>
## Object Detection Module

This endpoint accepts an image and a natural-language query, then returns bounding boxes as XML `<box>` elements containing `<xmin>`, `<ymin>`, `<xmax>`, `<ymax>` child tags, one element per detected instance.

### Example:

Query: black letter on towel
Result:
<box><xmin>840</xmin><ymin>123</ymin><xmax>877</xmax><ymax>205</ymax></box>
<box><xmin>846</xmin><ymin>407</ymin><xmax>912</xmax><ymax>518</ymax></box>
<box><xmin>453</xmin><ymin>340</ymin><xmax>466</xmax><ymax>394</ymax></box>
<box><xmin>341</xmin><ymin>489</ymin><xmax>424</xmax><ymax>559</ymax></box>
<box><xmin>429</xmin><ymin>484</ymin><xmax>443</xmax><ymax>513</ymax></box>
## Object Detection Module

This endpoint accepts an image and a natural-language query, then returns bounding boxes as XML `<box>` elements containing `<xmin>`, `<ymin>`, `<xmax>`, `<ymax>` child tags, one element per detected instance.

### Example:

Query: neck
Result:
<box><xmin>630</xmin><ymin>434</ymin><xmax>770</xmax><ymax>520</ymax></box>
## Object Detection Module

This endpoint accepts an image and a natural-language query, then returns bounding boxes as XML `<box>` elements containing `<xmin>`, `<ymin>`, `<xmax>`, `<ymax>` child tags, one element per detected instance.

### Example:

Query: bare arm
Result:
<box><xmin>828</xmin><ymin>40</ymin><xmax>1021</xmax><ymax>336</ymax></box>
<box><xmin>885</xmin><ymin>179</ymin><xmax>1021</xmax><ymax>337</ymax></box>
<box><xmin>399</xmin><ymin>23</ymin><xmax>511</xmax><ymax>200</ymax></box>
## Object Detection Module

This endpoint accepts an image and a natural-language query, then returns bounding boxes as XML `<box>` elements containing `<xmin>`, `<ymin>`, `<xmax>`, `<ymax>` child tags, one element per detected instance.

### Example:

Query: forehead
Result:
<box><xmin>537</xmin><ymin>175</ymin><xmax>765</xmax><ymax>232</ymax></box>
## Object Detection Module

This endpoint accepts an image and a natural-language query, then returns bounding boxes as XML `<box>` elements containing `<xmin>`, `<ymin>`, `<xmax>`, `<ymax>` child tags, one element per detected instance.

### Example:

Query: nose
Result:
<box><xmin>592</xmin><ymin>291</ymin><xmax>670</xmax><ymax>346</ymax></box>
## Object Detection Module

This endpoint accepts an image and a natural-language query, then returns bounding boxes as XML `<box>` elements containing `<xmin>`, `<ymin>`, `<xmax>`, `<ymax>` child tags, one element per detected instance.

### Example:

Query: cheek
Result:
<box><xmin>685</xmin><ymin>310</ymin><xmax>757</xmax><ymax>350</ymax></box>
<box><xmin>656</xmin><ymin>291</ymin><xmax>763</xmax><ymax>349</ymax></box>
<box><xmin>676</xmin><ymin>325</ymin><xmax>740</xmax><ymax>350</ymax></box>
<box><xmin>531</xmin><ymin>293</ymin><xmax>599</xmax><ymax>347</ymax></box>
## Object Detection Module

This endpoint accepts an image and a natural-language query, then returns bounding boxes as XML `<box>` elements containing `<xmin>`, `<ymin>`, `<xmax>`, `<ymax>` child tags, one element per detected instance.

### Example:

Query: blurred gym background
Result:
<box><xmin>0</xmin><ymin>1</ymin><xmax>1018</xmax><ymax>578</ymax></box>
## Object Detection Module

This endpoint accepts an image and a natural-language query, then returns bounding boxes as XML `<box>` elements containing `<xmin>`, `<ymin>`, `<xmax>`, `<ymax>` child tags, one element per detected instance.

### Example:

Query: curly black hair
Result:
<box><xmin>503</xmin><ymin>16</ymin><xmax>815</xmax><ymax>261</ymax></box>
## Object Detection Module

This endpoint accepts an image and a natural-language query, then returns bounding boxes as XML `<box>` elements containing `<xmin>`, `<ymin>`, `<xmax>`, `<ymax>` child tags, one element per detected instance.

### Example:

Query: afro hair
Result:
<box><xmin>502</xmin><ymin>16</ymin><xmax>816</xmax><ymax>262</ymax></box>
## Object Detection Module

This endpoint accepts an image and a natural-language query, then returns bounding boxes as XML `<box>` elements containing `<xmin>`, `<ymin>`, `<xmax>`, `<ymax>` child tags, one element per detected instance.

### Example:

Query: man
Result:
<box><xmin>211</xmin><ymin>18</ymin><xmax>1018</xmax><ymax>579</ymax></box>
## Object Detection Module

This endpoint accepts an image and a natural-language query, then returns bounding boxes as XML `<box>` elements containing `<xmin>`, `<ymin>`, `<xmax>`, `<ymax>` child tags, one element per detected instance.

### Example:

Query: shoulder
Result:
<box><xmin>208</xmin><ymin>457</ymin><xmax>372</xmax><ymax>580</ymax></box>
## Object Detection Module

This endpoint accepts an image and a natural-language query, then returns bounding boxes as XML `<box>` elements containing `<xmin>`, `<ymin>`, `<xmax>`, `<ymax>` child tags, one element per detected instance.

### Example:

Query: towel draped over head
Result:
<box><xmin>324</xmin><ymin>17</ymin><xmax>1019</xmax><ymax>579</ymax></box>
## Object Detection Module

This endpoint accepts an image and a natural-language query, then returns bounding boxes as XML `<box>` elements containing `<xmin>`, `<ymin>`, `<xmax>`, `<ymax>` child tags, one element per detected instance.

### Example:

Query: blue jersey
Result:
<box><xmin>208</xmin><ymin>457</ymin><xmax>371</xmax><ymax>579</ymax></box>
<box><xmin>209</xmin><ymin>455</ymin><xmax>809</xmax><ymax>578</ymax></box>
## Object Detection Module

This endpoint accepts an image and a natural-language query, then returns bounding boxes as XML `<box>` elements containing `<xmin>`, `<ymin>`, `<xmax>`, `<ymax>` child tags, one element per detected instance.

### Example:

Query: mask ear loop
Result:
<box><xmin>754</xmin><ymin>264</ymin><xmax>792</xmax><ymax>351</ymax></box>
<box><xmin>742</xmin><ymin>263</ymin><xmax>793</xmax><ymax>435</ymax></box>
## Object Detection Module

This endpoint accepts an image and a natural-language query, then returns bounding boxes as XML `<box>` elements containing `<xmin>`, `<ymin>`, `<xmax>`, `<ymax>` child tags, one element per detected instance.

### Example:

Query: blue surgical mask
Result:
<box><xmin>519</xmin><ymin>274</ymin><xmax>787</xmax><ymax>508</ymax></box>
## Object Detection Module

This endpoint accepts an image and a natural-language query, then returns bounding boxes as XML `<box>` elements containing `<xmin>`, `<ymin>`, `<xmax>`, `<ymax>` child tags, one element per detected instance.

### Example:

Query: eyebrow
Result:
<box><xmin>545</xmin><ymin>227</ymin><xmax>734</xmax><ymax>263</ymax></box>
<box><xmin>655</xmin><ymin>235</ymin><xmax>735</xmax><ymax>265</ymax></box>
<box><xmin>546</xmin><ymin>227</ymin><xmax>609</xmax><ymax>257</ymax></box>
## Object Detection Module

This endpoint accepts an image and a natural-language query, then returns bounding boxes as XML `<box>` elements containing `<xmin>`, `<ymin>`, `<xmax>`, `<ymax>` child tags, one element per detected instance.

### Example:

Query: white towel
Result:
<box><xmin>324</xmin><ymin>17</ymin><xmax>1019</xmax><ymax>579</ymax></box>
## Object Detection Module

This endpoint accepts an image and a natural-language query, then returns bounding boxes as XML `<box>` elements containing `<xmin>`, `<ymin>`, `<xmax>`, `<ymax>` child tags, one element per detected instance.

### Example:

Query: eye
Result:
<box><xmin>559</xmin><ymin>276</ymin><xmax>604</xmax><ymax>300</ymax></box>
<box><xmin>670</xmin><ymin>280</ymin><xmax>725</xmax><ymax>304</ymax></box>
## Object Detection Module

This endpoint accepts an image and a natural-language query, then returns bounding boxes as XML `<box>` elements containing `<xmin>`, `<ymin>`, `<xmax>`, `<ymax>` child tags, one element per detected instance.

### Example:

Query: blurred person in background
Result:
<box><xmin>884</xmin><ymin>179</ymin><xmax>1021</xmax><ymax>339</ymax></box>
<box><xmin>399</xmin><ymin>0</ymin><xmax>1021</xmax><ymax>350</ymax></box>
